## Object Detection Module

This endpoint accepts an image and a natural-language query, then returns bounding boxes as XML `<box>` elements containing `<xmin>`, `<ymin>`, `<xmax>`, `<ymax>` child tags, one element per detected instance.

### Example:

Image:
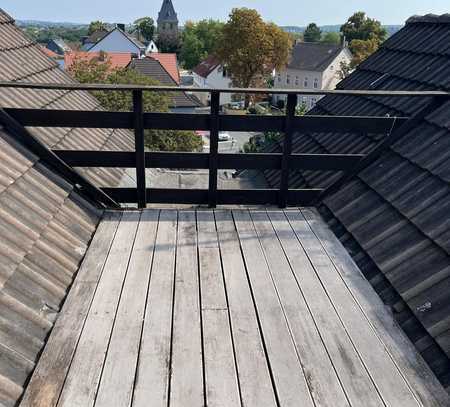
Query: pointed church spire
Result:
<box><xmin>157</xmin><ymin>0</ymin><xmax>178</xmax><ymax>35</ymax></box>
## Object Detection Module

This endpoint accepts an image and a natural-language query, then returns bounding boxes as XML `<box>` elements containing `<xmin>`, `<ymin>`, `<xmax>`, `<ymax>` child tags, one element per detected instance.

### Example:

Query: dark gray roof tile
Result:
<box><xmin>263</xmin><ymin>14</ymin><xmax>450</xmax><ymax>384</ymax></box>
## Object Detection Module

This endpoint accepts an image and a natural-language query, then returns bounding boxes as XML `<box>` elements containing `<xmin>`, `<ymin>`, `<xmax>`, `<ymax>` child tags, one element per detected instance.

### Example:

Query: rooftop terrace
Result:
<box><xmin>1</xmin><ymin>10</ymin><xmax>450</xmax><ymax>406</ymax></box>
<box><xmin>18</xmin><ymin>208</ymin><xmax>450</xmax><ymax>407</ymax></box>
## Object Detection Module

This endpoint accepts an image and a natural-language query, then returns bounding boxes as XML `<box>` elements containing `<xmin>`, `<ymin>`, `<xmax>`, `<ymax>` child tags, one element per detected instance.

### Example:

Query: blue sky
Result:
<box><xmin>2</xmin><ymin>0</ymin><xmax>449</xmax><ymax>26</ymax></box>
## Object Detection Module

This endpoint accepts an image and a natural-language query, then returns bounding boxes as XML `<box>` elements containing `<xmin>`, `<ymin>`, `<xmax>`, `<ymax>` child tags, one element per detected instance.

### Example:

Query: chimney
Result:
<box><xmin>116</xmin><ymin>23</ymin><xmax>126</xmax><ymax>32</ymax></box>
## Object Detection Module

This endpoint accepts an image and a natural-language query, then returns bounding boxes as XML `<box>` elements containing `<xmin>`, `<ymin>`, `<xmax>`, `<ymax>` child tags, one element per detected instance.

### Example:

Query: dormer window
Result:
<box><xmin>286</xmin><ymin>74</ymin><xmax>291</xmax><ymax>85</ymax></box>
<box><xmin>304</xmin><ymin>77</ymin><xmax>308</xmax><ymax>88</ymax></box>
<box><xmin>314</xmin><ymin>78</ymin><xmax>319</xmax><ymax>89</ymax></box>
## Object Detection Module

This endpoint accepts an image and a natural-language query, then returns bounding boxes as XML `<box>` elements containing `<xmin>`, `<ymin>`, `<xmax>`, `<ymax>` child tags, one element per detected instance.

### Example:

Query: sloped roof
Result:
<box><xmin>192</xmin><ymin>55</ymin><xmax>221</xmax><ymax>79</ymax></box>
<box><xmin>40</xmin><ymin>45</ymin><xmax>60</xmax><ymax>59</ymax></box>
<box><xmin>158</xmin><ymin>0</ymin><xmax>178</xmax><ymax>23</ymax></box>
<box><xmin>86</xmin><ymin>27</ymin><xmax>145</xmax><ymax>51</ymax></box>
<box><xmin>288</xmin><ymin>42</ymin><xmax>347</xmax><ymax>72</ymax></box>
<box><xmin>85</xmin><ymin>29</ymin><xmax>109</xmax><ymax>44</ymax></box>
<box><xmin>0</xmin><ymin>9</ymin><xmax>135</xmax><ymax>189</ymax></box>
<box><xmin>129</xmin><ymin>57</ymin><xmax>202</xmax><ymax>108</ymax></box>
<box><xmin>49</xmin><ymin>38</ymin><xmax>71</xmax><ymax>52</ymax></box>
<box><xmin>0</xmin><ymin>10</ymin><xmax>111</xmax><ymax>406</ymax></box>
<box><xmin>263</xmin><ymin>16</ymin><xmax>450</xmax><ymax>387</ymax></box>
<box><xmin>149</xmin><ymin>52</ymin><xmax>180</xmax><ymax>83</ymax></box>
<box><xmin>64</xmin><ymin>51</ymin><xmax>134</xmax><ymax>71</ymax></box>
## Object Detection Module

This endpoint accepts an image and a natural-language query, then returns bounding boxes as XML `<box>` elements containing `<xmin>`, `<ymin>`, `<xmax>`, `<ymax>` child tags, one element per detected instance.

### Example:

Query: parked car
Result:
<box><xmin>218</xmin><ymin>132</ymin><xmax>232</xmax><ymax>142</ymax></box>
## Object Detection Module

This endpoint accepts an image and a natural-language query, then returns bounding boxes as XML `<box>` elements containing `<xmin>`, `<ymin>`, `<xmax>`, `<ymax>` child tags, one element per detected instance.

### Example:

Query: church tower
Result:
<box><xmin>157</xmin><ymin>0</ymin><xmax>179</xmax><ymax>36</ymax></box>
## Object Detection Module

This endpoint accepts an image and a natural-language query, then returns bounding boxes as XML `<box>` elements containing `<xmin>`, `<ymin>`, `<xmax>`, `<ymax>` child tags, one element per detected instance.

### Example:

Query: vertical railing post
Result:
<box><xmin>208</xmin><ymin>90</ymin><xmax>220</xmax><ymax>208</ymax></box>
<box><xmin>279</xmin><ymin>93</ymin><xmax>297</xmax><ymax>208</ymax></box>
<box><xmin>133</xmin><ymin>90</ymin><xmax>146</xmax><ymax>209</ymax></box>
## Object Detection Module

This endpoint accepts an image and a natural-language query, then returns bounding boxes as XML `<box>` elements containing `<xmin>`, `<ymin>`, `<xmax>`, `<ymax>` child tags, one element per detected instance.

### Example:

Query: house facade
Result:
<box><xmin>192</xmin><ymin>55</ymin><xmax>233</xmax><ymax>105</ymax></box>
<box><xmin>87</xmin><ymin>26</ymin><xmax>146</xmax><ymax>55</ymax></box>
<box><xmin>274</xmin><ymin>42</ymin><xmax>352</xmax><ymax>110</ymax></box>
<box><xmin>145</xmin><ymin>40</ymin><xmax>159</xmax><ymax>54</ymax></box>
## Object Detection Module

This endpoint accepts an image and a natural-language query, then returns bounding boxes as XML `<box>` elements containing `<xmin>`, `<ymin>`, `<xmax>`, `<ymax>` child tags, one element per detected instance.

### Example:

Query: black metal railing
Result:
<box><xmin>1</xmin><ymin>81</ymin><xmax>448</xmax><ymax>209</ymax></box>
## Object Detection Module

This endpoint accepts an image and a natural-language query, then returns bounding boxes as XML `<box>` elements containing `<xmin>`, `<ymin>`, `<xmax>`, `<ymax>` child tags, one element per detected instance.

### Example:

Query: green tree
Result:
<box><xmin>340</xmin><ymin>12</ymin><xmax>387</xmax><ymax>68</ymax></box>
<box><xmin>340</xmin><ymin>11</ymin><xmax>387</xmax><ymax>43</ymax></box>
<box><xmin>133</xmin><ymin>17</ymin><xmax>155</xmax><ymax>42</ymax></box>
<box><xmin>156</xmin><ymin>31</ymin><xmax>182</xmax><ymax>53</ymax></box>
<box><xmin>68</xmin><ymin>56</ymin><xmax>202</xmax><ymax>152</ymax></box>
<box><xmin>321</xmin><ymin>31</ymin><xmax>341</xmax><ymax>44</ymax></box>
<box><xmin>303</xmin><ymin>23</ymin><xmax>322</xmax><ymax>42</ymax></box>
<box><xmin>216</xmin><ymin>8</ymin><xmax>291</xmax><ymax>104</ymax></box>
<box><xmin>180</xmin><ymin>30</ymin><xmax>205</xmax><ymax>69</ymax></box>
<box><xmin>179</xmin><ymin>19</ymin><xmax>224</xmax><ymax>69</ymax></box>
<box><xmin>88</xmin><ymin>20</ymin><xmax>107</xmax><ymax>35</ymax></box>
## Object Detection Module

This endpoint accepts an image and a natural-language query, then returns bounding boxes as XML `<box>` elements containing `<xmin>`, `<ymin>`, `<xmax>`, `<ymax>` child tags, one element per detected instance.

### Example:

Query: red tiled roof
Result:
<box><xmin>148</xmin><ymin>53</ymin><xmax>180</xmax><ymax>83</ymax></box>
<box><xmin>64</xmin><ymin>51</ymin><xmax>134</xmax><ymax>71</ymax></box>
<box><xmin>40</xmin><ymin>45</ymin><xmax>60</xmax><ymax>59</ymax></box>
<box><xmin>192</xmin><ymin>55</ymin><xmax>220</xmax><ymax>79</ymax></box>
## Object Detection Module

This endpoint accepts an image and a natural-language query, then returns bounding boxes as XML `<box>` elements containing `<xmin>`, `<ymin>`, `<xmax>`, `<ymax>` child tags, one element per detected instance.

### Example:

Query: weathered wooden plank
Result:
<box><xmin>250</xmin><ymin>210</ymin><xmax>350</xmax><ymax>406</ymax></box>
<box><xmin>287</xmin><ymin>209</ymin><xmax>420</xmax><ymax>406</ymax></box>
<box><xmin>302</xmin><ymin>207</ymin><xmax>450</xmax><ymax>407</ymax></box>
<box><xmin>232</xmin><ymin>209</ymin><xmax>314</xmax><ymax>407</ymax></box>
<box><xmin>215</xmin><ymin>210</ymin><xmax>278</xmax><ymax>407</ymax></box>
<box><xmin>169</xmin><ymin>210</ymin><xmax>203</xmax><ymax>407</ymax></box>
<box><xmin>132</xmin><ymin>210</ymin><xmax>177</xmax><ymax>407</ymax></box>
<box><xmin>94</xmin><ymin>210</ymin><xmax>159</xmax><ymax>407</ymax></box>
<box><xmin>57</xmin><ymin>211</ymin><xmax>141</xmax><ymax>407</ymax></box>
<box><xmin>19</xmin><ymin>211</ymin><xmax>120</xmax><ymax>407</ymax></box>
<box><xmin>197</xmin><ymin>210</ymin><xmax>241</xmax><ymax>407</ymax></box>
<box><xmin>267</xmin><ymin>210</ymin><xmax>384</xmax><ymax>407</ymax></box>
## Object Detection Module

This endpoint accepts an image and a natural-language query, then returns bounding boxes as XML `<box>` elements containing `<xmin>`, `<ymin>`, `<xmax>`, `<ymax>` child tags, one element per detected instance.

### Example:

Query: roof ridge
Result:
<box><xmin>0</xmin><ymin>8</ymin><xmax>14</xmax><ymax>23</ymax></box>
<box><xmin>406</xmin><ymin>14</ymin><xmax>450</xmax><ymax>24</ymax></box>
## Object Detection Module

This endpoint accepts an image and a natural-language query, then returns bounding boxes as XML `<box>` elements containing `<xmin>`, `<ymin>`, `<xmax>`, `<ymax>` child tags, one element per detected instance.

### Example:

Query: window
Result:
<box><xmin>286</xmin><ymin>74</ymin><xmax>291</xmax><ymax>84</ymax></box>
<box><xmin>314</xmin><ymin>78</ymin><xmax>319</xmax><ymax>89</ymax></box>
<box><xmin>311</xmin><ymin>97</ymin><xmax>317</xmax><ymax>107</ymax></box>
<box><xmin>304</xmin><ymin>77</ymin><xmax>308</xmax><ymax>88</ymax></box>
<box><xmin>278</xmin><ymin>74</ymin><xmax>282</xmax><ymax>83</ymax></box>
<box><xmin>330</xmin><ymin>65</ymin><xmax>334</xmax><ymax>71</ymax></box>
<box><xmin>222</xmin><ymin>66</ymin><xmax>228</xmax><ymax>77</ymax></box>
<box><xmin>295</xmin><ymin>76</ymin><xmax>299</xmax><ymax>86</ymax></box>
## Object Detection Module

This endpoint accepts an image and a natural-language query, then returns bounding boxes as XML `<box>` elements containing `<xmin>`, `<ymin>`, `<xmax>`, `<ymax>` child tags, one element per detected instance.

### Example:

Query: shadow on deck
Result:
<box><xmin>19</xmin><ymin>208</ymin><xmax>449</xmax><ymax>407</ymax></box>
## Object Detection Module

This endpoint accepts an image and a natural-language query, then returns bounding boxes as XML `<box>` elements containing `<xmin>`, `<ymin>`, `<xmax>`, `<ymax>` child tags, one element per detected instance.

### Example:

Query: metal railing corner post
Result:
<box><xmin>133</xmin><ymin>90</ymin><xmax>147</xmax><ymax>209</ymax></box>
<box><xmin>279</xmin><ymin>93</ymin><xmax>297</xmax><ymax>208</ymax></box>
<box><xmin>208</xmin><ymin>90</ymin><xmax>220</xmax><ymax>208</ymax></box>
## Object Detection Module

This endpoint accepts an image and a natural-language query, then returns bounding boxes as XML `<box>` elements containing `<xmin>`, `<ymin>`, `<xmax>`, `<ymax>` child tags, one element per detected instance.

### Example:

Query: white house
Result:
<box><xmin>145</xmin><ymin>40</ymin><xmax>159</xmax><ymax>54</ymax></box>
<box><xmin>274</xmin><ymin>42</ymin><xmax>352</xmax><ymax>110</ymax></box>
<box><xmin>87</xmin><ymin>25</ymin><xmax>146</xmax><ymax>56</ymax></box>
<box><xmin>192</xmin><ymin>55</ymin><xmax>233</xmax><ymax>106</ymax></box>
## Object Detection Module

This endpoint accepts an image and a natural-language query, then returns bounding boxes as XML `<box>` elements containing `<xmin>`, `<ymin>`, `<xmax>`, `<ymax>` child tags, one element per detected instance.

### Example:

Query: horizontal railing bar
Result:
<box><xmin>101</xmin><ymin>187</ymin><xmax>323</xmax><ymax>206</ymax></box>
<box><xmin>1</xmin><ymin>81</ymin><xmax>450</xmax><ymax>97</ymax></box>
<box><xmin>53</xmin><ymin>150</ymin><xmax>365</xmax><ymax>171</ymax></box>
<box><xmin>220</xmin><ymin>115</ymin><xmax>284</xmax><ymax>131</ymax></box>
<box><xmin>5</xmin><ymin>109</ymin><xmax>134</xmax><ymax>128</ymax></box>
<box><xmin>144</xmin><ymin>113</ymin><xmax>210</xmax><ymax>130</ymax></box>
<box><xmin>6</xmin><ymin>108</ymin><xmax>408</xmax><ymax>133</ymax></box>
<box><xmin>289</xmin><ymin>153</ymin><xmax>365</xmax><ymax>171</ymax></box>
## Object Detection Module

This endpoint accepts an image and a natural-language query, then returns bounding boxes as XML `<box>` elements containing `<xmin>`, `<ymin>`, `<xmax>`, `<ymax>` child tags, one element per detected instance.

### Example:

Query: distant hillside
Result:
<box><xmin>17</xmin><ymin>20</ymin><xmax>88</xmax><ymax>28</ymax></box>
<box><xmin>282</xmin><ymin>25</ymin><xmax>402</xmax><ymax>37</ymax></box>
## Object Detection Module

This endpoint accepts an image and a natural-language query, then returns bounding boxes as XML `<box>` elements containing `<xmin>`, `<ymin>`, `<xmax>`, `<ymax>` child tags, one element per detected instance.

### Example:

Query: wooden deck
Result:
<box><xmin>20</xmin><ymin>208</ymin><xmax>449</xmax><ymax>407</ymax></box>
